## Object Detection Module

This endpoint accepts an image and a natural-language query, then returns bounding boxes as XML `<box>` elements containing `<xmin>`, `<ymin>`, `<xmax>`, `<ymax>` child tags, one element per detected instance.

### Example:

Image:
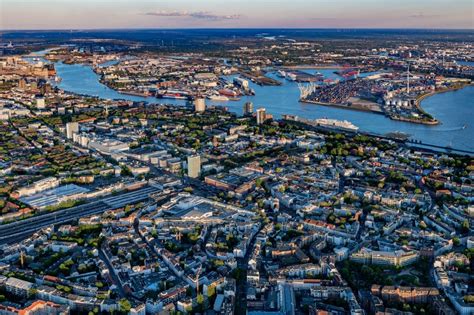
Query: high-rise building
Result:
<box><xmin>243</xmin><ymin>102</ymin><xmax>253</xmax><ymax>116</ymax></box>
<box><xmin>41</xmin><ymin>83</ymin><xmax>52</xmax><ymax>94</ymax></box>
<box><xmin>256</xmin><ymin>108</ymin><xmax>266</xmax><ymax>125</ymax></box>
<box><xmin>194</xmin><ymin>98</ymin><xmax>206</xmax><ymax>113</ymax></box>
<box><xmin>36</xmin><ymin>97</ymin><xmax>46</xmax><ymax>109</ymax></box>
<box><xmin>187</xmin><ymin>155</ymin><xmax>201</xmax><ymax>178</ymax></box>
<box><xmin>17</xmin><ymin>79</ymin><xmax>26</xmax><ymax>90</ymax></box>
<box><xmin>66</xmin><ymin>122</ymin><xmax>79</xmax><ymax>139</ymax></box>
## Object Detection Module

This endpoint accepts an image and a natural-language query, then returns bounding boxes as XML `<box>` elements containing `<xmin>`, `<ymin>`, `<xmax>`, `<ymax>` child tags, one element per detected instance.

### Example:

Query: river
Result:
<box><xmin>51</xmin><ymin>60</ymin><xmax>474</xmax><ymax>152</ymax></box>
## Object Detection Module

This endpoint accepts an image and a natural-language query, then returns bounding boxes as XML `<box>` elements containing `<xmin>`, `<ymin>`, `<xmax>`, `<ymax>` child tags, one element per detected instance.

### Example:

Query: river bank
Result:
<box><xmin>299</xmin><ymin>98</ymin><xmax>384</xmax><ymax>114</ymax></box>
<box><xmin>409</xmin><ymin>83</ymin><xmax>473</xmax><ymax>125</ymax></box>
<box><xmin>280</xmin><ymin>65</ymin><xmax>341</xmax><ymax>70</ymax></box>
<box><xmin>50</xmin><ymin>59</ymin><xmax>474</xmax><ymax>152</ymax></box>
<box><xmin>416</xmin><ymin>83</ymin><xmax>472</xmax><ymax>110</ymax></box>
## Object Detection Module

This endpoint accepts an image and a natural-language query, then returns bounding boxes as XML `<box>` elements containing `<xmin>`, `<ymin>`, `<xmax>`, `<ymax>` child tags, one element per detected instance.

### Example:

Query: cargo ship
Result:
<box><xmin>336</xmin><ymin>68</ymin><xmax>360</xmax><ymax>80</ymax></box>
<box><xmin>233</xmin><ymin>77</ymin><xmax>249</xmax><ymax>89</ymax></box>
<box><xmin>342</xmin><ymin>70</ymin><xmax>359</xmax><ymax>80</ymax></box>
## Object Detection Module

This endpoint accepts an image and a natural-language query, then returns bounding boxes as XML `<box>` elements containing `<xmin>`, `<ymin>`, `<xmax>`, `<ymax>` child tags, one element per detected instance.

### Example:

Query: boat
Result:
<box><xmin>342</xmin><ymin>70</ymin><xmax>359</xmax><ymax>80</ymax></box>
<box><xmin>218</xmin><ymin>89</ymin><xmax>239</xmax><ymax>97</ymax></box>
<box><xmin>277</xmin><ymin>70</ymin><xmax>287</xmax><ymax>77</ymax></box>
<box><xmin>283</xmin><ymin>115</ymin><xmax>359</xmax><ymax>132</ymax></box>
<box><xmin>156</xmin><ymin>89</ymin><xmax>189</xmax><ymax>100</ymax></box>
<box><xmin>207</xmin><ymin>95</ymin><xmax>229</xmax><ymax>101</ymax></box>
<box><xmin>314</xmin><ymin>118</ymin><xmax>359</xmax><ymax>132</ymax></box>
<box><xmin>233</xmin><ymin>77</ymin><xmax>249</xmax><ymax>89</ymax></box>
<box><xmin>286</xmin><ymin>73</ymin><xmax>297</xmax><ymax>81</ymax></box>
<box><xmin>121</xmin><ymin>90</ymin><xmax>148</xmax><ymax>97</ymax></box>
<box><xmin>161</xmin><ymin>94</ymin><xmax>187</xmax><ymax>100</ymax></box>
<box><xmin>385</xmin><ymin>131</ymin><xmax>410</xmax><ymax>141</ymax></box>
<box><xmin>157</xmin><ymin>92</ymin><xmax>188</xmax><ymax>100</ymax></box>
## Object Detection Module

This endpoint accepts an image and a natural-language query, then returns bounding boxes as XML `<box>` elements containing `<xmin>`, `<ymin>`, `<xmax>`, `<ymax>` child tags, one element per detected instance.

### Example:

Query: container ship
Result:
<box><xmin>336</xmin><ymin>68</ymin><xmax>360</xmax><ymax>80</ymax></box>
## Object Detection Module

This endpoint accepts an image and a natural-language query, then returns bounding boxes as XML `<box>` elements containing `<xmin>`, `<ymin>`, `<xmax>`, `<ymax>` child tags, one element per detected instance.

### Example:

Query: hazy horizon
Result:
<box><xmin>1</xmin><ymin>0</ymin><xmax>473</xmax><ymax>30</ymax></box>
<box><xmin>1</xmin><ymin>27</ymin><xmax>474</xmax><ymax>32</ymax></box>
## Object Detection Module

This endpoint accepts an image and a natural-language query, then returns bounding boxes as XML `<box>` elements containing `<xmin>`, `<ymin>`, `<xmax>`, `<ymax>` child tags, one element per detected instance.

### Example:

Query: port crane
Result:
<box><xmin>298</xmin><ymin>83</ymin><xmax>317</xmax><ymax>100</ymax></box>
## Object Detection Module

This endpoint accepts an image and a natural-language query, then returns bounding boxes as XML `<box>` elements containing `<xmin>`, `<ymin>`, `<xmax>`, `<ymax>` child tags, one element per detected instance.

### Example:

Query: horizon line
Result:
<box><xmin>1</xmin><ymin>27</ymin><xmax>474</xmax><ymax>32</ymax></box>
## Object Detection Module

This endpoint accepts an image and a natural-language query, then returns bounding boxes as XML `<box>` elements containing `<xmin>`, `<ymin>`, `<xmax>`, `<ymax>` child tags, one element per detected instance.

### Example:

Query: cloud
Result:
<box><xmin>409</xmin><ymin>12</ymin><xmax>440</xmax><ymax>18</ymax></box>
<box><xmin>309</xmin><ymin>17</ymin><xmax>340</xmax><ymax>21</ymax></box>
<box><xmin>143</xmin><ymin>10</ymin><xmax>241</xmax><ymax>20</ymax></box>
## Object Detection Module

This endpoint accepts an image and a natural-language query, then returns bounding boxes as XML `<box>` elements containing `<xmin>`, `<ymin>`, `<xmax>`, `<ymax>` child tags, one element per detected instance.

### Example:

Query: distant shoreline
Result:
<box><xmin>282</xmin><ymin>65</ymin><xmax>341</xmax><ymax>70</ymax></box>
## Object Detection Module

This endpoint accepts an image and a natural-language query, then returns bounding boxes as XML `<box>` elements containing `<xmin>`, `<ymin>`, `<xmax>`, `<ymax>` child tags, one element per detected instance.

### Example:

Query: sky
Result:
<box><xmin>1</xmin><ymin>0</ymin><xmax>473</xmax><ymax>30</ymax></box>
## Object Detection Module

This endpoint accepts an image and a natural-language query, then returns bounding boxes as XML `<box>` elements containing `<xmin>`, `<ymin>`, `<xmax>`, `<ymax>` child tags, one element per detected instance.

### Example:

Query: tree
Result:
<box><xmin>120</xmin><ymin>166</ymin><xmax>132</xmax><ymax>177</ymax></box>
<box><xmin>59</xmin><ymin>263</ymin><xmax>70</xmax><ymax>274</ymax></box>
<box><xmin>207</xmin><ymin>284</ymin><xmax>216</xmax><ymax>298</ymax></box>
<box><xmin>453</xmin><ymin>237</ymin><xmax>461</xmax><ymax>246</ymax></box>
<box><xmin>186</xmin><ymin>286</ymin><xmax>193</xmax><ymax>297</ymax></box>
<box><xmin>27</xmin><ymin>288</ymin><xmax>38</xmax><ymax>297</ymax></box>
<box><xmin>119</xmin><ymin>298</ymin><xmax>132</xmax><ymax>312</ymax></box>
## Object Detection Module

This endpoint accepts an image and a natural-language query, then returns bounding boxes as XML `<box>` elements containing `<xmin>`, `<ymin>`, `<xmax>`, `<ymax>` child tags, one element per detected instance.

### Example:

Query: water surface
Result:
<box><xmin>53</xmin><ymin>62</ymin><xmax>474</xmax><ymax>151</ymax></box>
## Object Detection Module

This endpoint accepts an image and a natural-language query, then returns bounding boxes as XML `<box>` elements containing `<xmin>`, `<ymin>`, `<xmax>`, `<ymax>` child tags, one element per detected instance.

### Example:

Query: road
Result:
<box><xmin>98</xmin><ymin>248</ymin><xmax>127</xmax><ymax>298</ymax></box>
<box><xmin>234</xmin><ymin>224</ymin><xmax>264</xmax><ymax>315</ymax></box>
